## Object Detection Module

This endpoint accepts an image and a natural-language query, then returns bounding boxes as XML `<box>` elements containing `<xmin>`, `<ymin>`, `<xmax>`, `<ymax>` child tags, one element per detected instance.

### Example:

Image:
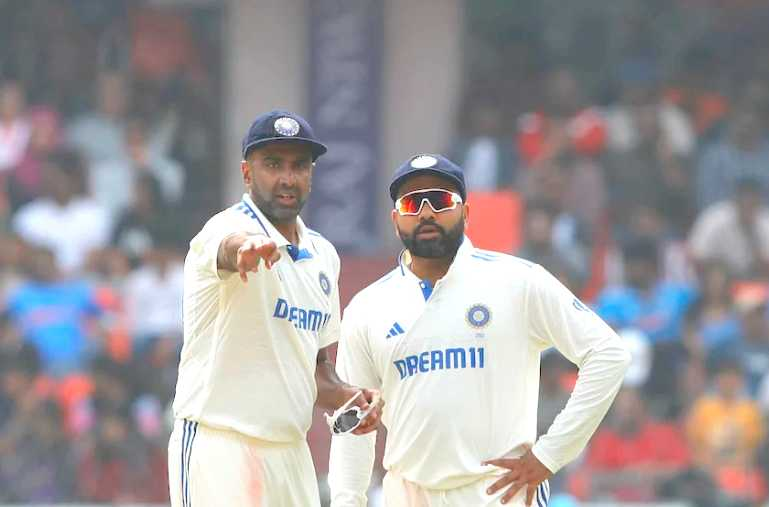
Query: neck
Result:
<box><xmin>409</xmin><ymin>255</ymin><xmax>453</xmax><ymax>285</ymax></box>
<box><xmin>274</xmin><ymin>220</ymin><xmax>299</xmax><ymax>245</ymax></box>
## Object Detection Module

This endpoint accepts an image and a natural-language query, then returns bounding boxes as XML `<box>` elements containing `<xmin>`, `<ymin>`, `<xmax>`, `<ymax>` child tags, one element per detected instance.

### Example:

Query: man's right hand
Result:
<box><xmin>236</xmin><ymin>235</ymin><xmax>281</xmax><ymax>281</ymax></box>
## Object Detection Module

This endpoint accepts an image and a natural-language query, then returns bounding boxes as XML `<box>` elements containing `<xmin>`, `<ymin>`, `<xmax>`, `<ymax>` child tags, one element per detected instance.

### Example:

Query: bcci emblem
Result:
<box><xmin>319</xmin><ymin>272</ymin><xmax>331</xmax><ymax>296</ymax></box>
<box><xmin>410</xmin><ymin>155</ymin><xmax>438</xmax><ymax>169</ymax></box>
<box><xmin>274</xmin><ymin>117</ymin><xmax>300</xmax><ymax>137</ymax></box>
<box><xmin>466</xmin><ymin>304</ymin><xmax>491</xmax><ymax>328</ymax></box>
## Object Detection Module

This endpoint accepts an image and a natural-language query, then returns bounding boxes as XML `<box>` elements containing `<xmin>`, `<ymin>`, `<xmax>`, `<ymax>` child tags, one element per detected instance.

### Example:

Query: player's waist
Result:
<box><xmin>384</xmin><ymin>444</ymin><xmax>530</xmax><ymax>490</ymax></box>
<box><xmin>384</xmin><ymin>467</ymin><xmax>506</xmax><ymax>493</ymax></box>
<box><xmin>174</xmin><ymin>418</ymin><xmax>307</xmax><ymax>448</ymax></box>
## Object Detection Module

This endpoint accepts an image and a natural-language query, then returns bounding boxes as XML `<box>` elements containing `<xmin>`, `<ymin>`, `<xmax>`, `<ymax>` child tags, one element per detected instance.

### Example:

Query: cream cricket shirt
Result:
<box><xmin>172</xmin><ymin>193</ymin><xmax>341</xmax><ymax>443</ymax></box>
<box><xmin>329</xmin><ymin>238</ymin><xmax>630</xmax><ymax>503</ymax></box>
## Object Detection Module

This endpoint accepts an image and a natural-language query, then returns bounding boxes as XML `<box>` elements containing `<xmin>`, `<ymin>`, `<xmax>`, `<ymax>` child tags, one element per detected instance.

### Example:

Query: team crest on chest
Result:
<box><xmin>319</xmin><ymin>271</ymin><xmax>331</xmax><ymax>296</ymax></box>
<box><xmin>274</xmin><ymin>117</ymin><xmax>300</xmax><ymax>136</ymax></box>
<box><xmin>466</xmin><ymin>304</ymin><xmax>491</xmax><ymax>328</ymax></box>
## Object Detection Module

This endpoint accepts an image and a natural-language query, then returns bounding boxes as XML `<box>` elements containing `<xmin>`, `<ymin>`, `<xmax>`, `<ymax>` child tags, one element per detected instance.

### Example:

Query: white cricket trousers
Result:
<box><xmin>382</xmin><ymin>471</ymin><xmax>550</xmax><ymax>507</ymax></box>
<box><xmin>168</xmin><ymin>419</ymin><xmax>320</xmax><ymax>507</ymax></box>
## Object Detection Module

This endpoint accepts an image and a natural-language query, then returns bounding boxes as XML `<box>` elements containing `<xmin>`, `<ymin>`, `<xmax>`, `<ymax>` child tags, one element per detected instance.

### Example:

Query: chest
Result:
<box><xmin>366</xmin><ymin>282</ymin><xmax>529</xmax><ymax>380</ymax></box>
<box><xmin>257</xmin><ymin>257</ymin><xmax>336</xmax><ymax>332</ymax></box>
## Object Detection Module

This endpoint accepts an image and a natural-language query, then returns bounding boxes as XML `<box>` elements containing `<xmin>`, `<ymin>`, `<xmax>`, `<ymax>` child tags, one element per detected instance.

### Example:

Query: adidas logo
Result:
<box><xmin>386</xmin><ymin>322</ymin><xmax>405</xmax><ymax>339</ymax></box>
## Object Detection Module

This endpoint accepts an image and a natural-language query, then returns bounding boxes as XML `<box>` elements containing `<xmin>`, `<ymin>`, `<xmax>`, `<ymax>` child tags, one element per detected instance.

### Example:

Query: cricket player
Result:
<box><xmin>328</xmin><ymin>154</ymin><xmax>631</xmax><ymax>506</ymax></box>
<box><xmin>169</xmin><ymin>110</ymin><xmax>381</xmax><ymax>506</ymax></box>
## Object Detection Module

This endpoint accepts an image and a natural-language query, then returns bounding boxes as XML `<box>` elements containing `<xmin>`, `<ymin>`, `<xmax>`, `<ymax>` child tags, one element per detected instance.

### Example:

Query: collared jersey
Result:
<box><xmin>330</xmin><ymin>238</ymin><xmax>630</xmax><ymax>497</ymax></box>
<box><xmin>172</xmin><ymin>193</ymin><xmax>341</xmax><ymax>443</ymax></box>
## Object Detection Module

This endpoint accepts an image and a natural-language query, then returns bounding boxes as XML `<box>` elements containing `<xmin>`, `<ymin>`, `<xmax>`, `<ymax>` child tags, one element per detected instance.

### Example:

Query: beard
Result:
<box><xmin>399</xmin><ymin>219</ymin><xmax>464</xmax><ymax>259</ymax></box>
<box><xmin>249</xmin><ymin>185</ymin><xmax>307</xmax><ymax>223</ymax></box>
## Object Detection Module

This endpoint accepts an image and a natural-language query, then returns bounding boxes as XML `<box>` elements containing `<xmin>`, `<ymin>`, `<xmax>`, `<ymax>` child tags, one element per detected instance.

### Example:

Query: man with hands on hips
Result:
<box><xmin>328</xmin><ymin>154</ymin><xmax>631</xmax><ymax>506</ymax></box>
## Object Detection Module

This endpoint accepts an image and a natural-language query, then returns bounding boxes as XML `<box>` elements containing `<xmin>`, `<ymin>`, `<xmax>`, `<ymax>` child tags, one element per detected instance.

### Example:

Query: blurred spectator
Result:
<box><xmin>686</xmin><ymin>357</ymin><xmax>767</xmax><ymax>505</ymax></box>
<box><xmin>449</xmin><ymin>102</ymin><xmax>516</xmax><ymax>191</ymax></box>
<box><xmin>606</xmin><ymin>59</ymin><xmax>695</xmax><ymax>157</ymax></box>
<box><xmin>689</xmin><ymin>176</ymin><xmax>769</xmax><ymax>279</ymax></box>
<box><xmin>5</xmin><ymin>246</ymin><xmax>102</xmax><ymax>377</ymax></box>
<box><xmin>724</xmin><ymin>284</ymin><xmax>769</xmax><ymax>397</ymax></box>
<box><xmin>129</xmin><ymin>6</ymin><xmax>203</xmax><ymax>84</ymax></box>
<box><xmin>0</xmin><ymin>233</ymin><xmax>25</xmax><ymax>302</ymax></box>
<box><xmin>77</xmin><ymin>408</ymin><xmax>157</xmax><ymax>502</ymax></box>
<box><xmin>0</xmin><ymin>79</ymin><xmax>30</xmax><ymax>173</ymax></box>
<box><xmin>696</xmin><ymin>107</ymin><xmax>769</xmax><ymax>210</ymax></box>
<box><xmin>89</xmin><ymin>115</ymin><xmax>184</xmax><ymax>216</ymax></box>
<box><xmin>0</xmin><ymin>398</ymin><xmax>76</xmax><ymax>502</ymax></box>
<box><xmin>123</xmin><ymin>238</ymin><xmax>184</xmax><ymax>351</ymax></box>
<box><xmin>604</xmin><ymin>62</ymin><xmax>695</xmax><ymax>237</ymax></box>
<box><xmin>516</xmin><ymin>67</ymin><xmax>606</xmax><ymax>168</ymax></box>
<box><xmin>596</xmin><ymin>237</ymin><xmax>696</xmax><ymax>409</ymax></box>
<box><xmin>683</xmin><ymin>262</ymin><xmax>741</xmax><ymax>358</ymax></box>
<box><xmin>77</xmin><ymin>356</ymin><xmax>132</xmax><ymax>426</ymax></box>
<box><xmin>66</xmin><ymin>71</ymin><xmax>129</xmax><ymax>164</ymax></box>
<box><xmin>517</xmin><ymin>199</ymin><xmax>588</xmax><ymax>290</ymax></box>
<box><xmin>111</xmin><ymin>173</ymin><xmax>175</xmax><ymax>267</ymax></box>
<box><xmin>8</xmin><ymin>107</ymin><xmax>62</xmax><ymax>209</ymax></box>
<box><xmin>0</xmin><ymin>345</ymin><xmax>77</xmax><ymax>502</ymax></box>
<box><xmin>521</xmin><ymin>154</ymin><xmax>605</xmax><ymax>254</ymax></box>
<box><xmin>664</xmin><ymin>46</ymin><xmax>729</xmax><ymax>142</ymax></box>
<box><xmin>570</xmin><ymin>387</ymin><xmax>690</xmax><ymax>502</ymax></box>
<box><xmin>657</xmin><ymin>465</ymin><xmax>720</xmax><ymax>507</ymax></box>
<box><xmin>12</xmin><ymin>149</ymin><xmax>111</xmax><ymax>274</ymax></box>
<box><xmin>595</xmin><ymin>236</ymin><xmax>695</xmax><ymax>344</ymax></box>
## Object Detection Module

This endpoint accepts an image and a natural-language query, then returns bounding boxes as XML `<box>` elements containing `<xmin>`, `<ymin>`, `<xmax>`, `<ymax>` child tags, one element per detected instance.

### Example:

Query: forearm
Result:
<box><xmin>316</xmin><ymin>348</ymin><xmax>352</xmax><ymax>410</ymax></box>
<box><xmin>216</xmin><ymin>232</ymin><xmax>262</xmax><ymax>272</ymax></box>
<box><xmin>533</xmin><ymin>341</ymin><xmax>631</xmax><ymax>473</ymax></box>
<box><xmin>328</xmin><ymin>431</ymin><xmax>377</xmax><ymax>507</ymax></box>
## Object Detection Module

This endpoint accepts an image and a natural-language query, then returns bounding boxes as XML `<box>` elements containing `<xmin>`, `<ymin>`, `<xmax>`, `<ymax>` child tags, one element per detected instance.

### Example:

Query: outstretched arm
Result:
<box><xmin>216</xmin><ymin>232</ymin><xmax>281</xmax><ymax>281</ymax></box>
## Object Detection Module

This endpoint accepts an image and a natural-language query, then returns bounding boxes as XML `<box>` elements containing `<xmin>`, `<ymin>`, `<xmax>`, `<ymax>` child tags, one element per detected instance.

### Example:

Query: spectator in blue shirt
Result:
<box><xmin>6</xmin><ymin>246</ymin><xmax>102</xmax><ymax>377</ymax></box>
<box><xmin>595</xmin><ymin>237</ymin><xmax>696</xmax><ymax>344</ymax></box>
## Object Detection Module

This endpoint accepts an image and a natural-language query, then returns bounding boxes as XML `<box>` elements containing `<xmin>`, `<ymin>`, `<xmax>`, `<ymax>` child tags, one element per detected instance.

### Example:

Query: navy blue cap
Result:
<box><xmin>241</xmin><ymin>110</ymin><xmax>327</xmax><ymax>160</ymax></box>
<box><xmin>389</xmin><ymin>154</ymin><xmax>466</xmax><ymax>201</ymax></box>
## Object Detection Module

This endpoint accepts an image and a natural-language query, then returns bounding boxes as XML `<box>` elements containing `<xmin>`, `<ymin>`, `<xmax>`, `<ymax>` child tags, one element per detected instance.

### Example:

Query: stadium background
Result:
<box><xmin>0</xmin><ymin>0</ymin><xmax>768</xmax><ymax>505</ymax></box>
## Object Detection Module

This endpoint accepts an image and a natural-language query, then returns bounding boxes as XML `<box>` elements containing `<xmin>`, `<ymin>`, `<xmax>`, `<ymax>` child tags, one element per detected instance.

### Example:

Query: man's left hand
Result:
<box><xmin>483</xmin><ymin>449</ymin><xmax>552</xmax><ymax>505</ymax></box>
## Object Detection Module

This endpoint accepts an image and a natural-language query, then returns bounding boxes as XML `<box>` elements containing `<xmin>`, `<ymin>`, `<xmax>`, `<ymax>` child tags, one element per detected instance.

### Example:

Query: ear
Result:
<box><xmin>462</xmin><ymin>202</ymin><xmax>470</xmax><ymax>229</ymax></box>
<box><xmin>390</xmin><ymin>209</ymin><xmax>400</xmax><ymax>238</ymax></box>
<box><xmin>240</xmin><ymin>160</ymin><xmax>251</xmax><ymax>185</ymax></box>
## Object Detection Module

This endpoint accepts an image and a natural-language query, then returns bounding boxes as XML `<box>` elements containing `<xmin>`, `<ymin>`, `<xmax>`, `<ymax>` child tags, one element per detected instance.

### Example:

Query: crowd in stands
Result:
<box><xmin>0</xmin><ymin>0</ymin><xmax>220</xmax><ymax>502</ymax></box>
<box><xmin>2</xmin><ymin>0</ymin><xmax>769</xmax><ymax>505</ymax></box>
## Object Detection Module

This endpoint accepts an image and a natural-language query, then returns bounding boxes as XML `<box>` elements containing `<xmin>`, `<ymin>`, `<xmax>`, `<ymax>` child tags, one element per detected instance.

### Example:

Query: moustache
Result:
<box><xmin>414</xmin><ymin>221</ymin><xmax>446</xmax><ymax>236</ymax></box>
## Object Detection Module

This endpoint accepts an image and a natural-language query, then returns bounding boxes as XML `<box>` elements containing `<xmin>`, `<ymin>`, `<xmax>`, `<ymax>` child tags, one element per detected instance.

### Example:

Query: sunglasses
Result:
<box><xmin>324</xmin><ymin>391</ymin><xmax>381</xmax><ymax>435</ymax></box>
<box><xmin>395</xmin><ymin>188</ymin><xmax>463</xmax><ymax>216</ymax></box>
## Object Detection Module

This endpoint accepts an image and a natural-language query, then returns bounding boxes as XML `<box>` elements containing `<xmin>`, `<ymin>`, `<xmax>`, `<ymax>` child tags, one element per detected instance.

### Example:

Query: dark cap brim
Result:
<box><xmin>242</xmin><ymin>137</ymin><xmax>328</xmax><ymax>160</ymax></box>
<box><xmin>389</xmin><ymin>168</ymin><xmax>466</xmax><ymax>201</ymax></box>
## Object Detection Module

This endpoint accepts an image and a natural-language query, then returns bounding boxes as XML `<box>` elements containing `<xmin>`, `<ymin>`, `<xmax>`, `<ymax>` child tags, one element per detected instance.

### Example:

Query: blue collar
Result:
<box><xmin>286</xmin><ymin>244</ymin><xmax>313</xmax><ymax>261</ymax></box>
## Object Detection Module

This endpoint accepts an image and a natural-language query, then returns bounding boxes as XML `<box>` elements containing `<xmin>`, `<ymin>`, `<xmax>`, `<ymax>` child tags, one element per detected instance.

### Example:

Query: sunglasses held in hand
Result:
<box><xmin>325</xmin><ymin>391</ymin><xmax>381</xmax><ymax>435</ymax></box>
<box><xmin>395</xmin><ymin>188</ymin><xmax>463</xmax><ymax>216</ymax></box>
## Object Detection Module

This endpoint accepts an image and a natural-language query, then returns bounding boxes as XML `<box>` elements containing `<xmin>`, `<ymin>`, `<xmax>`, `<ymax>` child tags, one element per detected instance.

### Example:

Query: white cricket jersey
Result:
<box><xmin>329</xmin><ymin>238</ymin><xmax>630</xmax><ymax>503</ymax></box>
<box><xmin>172</xmin><ymin>193</ymin><xmax>341</xmax><ymax>443</ymax></box>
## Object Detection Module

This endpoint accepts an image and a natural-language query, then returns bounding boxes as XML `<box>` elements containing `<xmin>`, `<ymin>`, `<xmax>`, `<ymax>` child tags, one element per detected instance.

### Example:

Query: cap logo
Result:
<box><xmin>410</xmin><ymin>155</ymin><xmax>438</xmax><ymax>169</ymax></box>
<box><xmin>274</xmin><ymin>117</ymin><xmax>300</xmax><ymax>137</ymax></box>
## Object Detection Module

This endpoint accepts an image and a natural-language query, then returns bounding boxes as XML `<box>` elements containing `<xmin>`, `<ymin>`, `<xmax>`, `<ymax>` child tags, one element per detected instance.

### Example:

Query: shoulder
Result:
<box><xmin>304</xmin><ymin>228</ymin><xmax>341</xmax><ymax>275</ymax></box>
<box><xmin>199</xmin><ymin>205</ymin><xmax>247</xmax><ymax>234</ymax></box>
<box><xmin>189</xmin><ymin>205</ymin><xmax>245</xmax><ymax>247</ymax></box>
<box><xmin>306</xmin><ymin>228</ymin><xmax>338</xmax><ymax>257</ymax></box>
<box><xmin>466</xmin><ymin>248</ymin><xmax>542</xmax><ymax>281</ymax></box>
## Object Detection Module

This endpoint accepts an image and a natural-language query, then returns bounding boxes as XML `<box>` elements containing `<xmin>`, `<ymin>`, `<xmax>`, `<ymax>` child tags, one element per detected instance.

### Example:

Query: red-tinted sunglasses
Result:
<box><xmin>395</xmin><ymin>188</ymin><xmax>463</xmax><ymax>216</ymax></box>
